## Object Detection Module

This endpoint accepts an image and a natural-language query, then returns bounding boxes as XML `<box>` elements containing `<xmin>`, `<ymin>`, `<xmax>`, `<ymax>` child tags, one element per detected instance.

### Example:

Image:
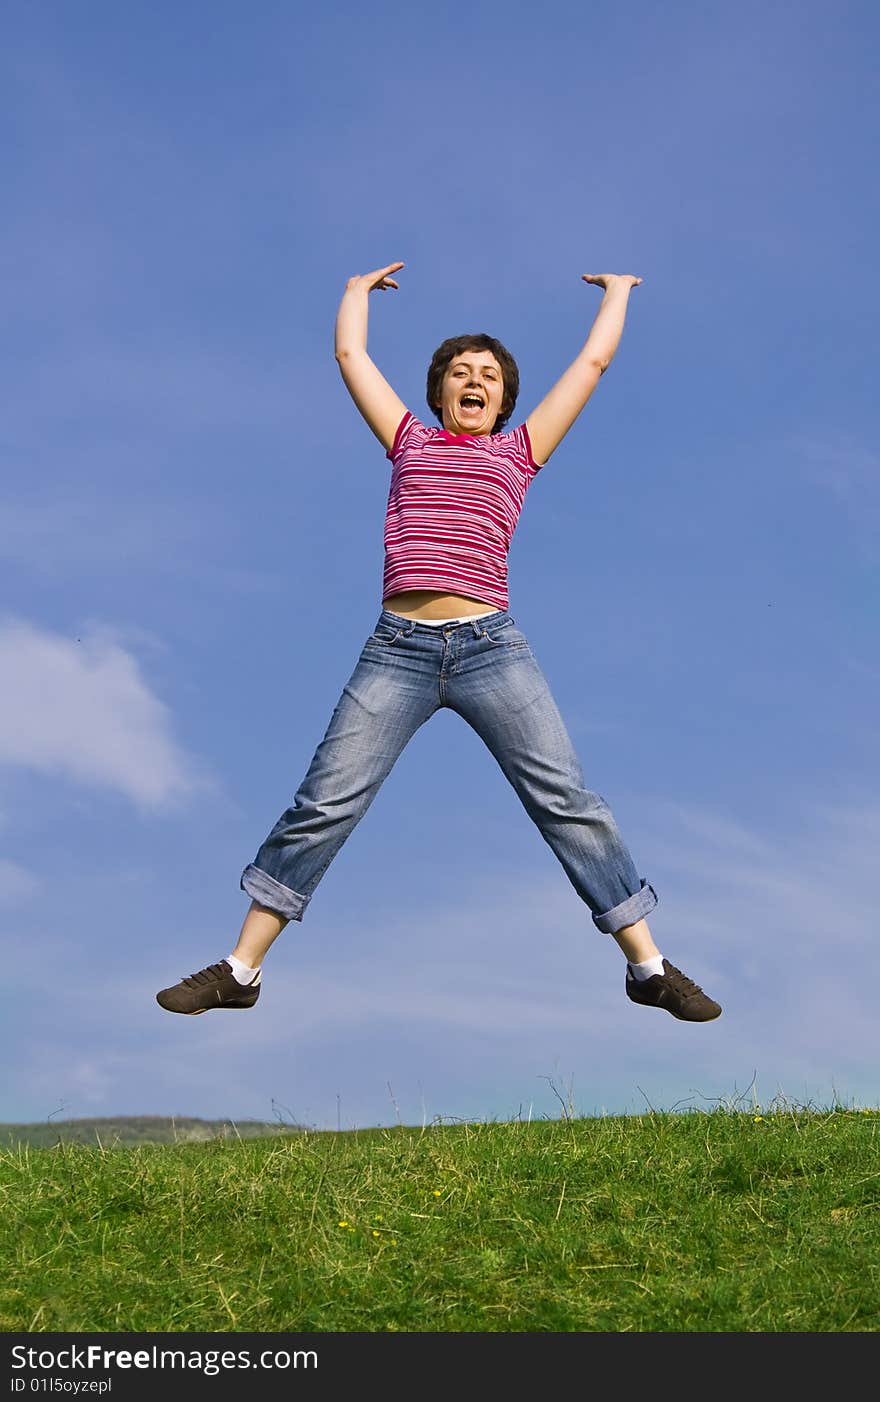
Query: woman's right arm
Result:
<box><xmin>334</xmin><ymin>262</ymin><xmax>409</xmax><ymax>451</ymax></box>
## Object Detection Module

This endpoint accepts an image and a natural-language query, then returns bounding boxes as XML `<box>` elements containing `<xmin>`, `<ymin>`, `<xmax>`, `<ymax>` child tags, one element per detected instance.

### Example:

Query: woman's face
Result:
<box><xmin>436</xmin><ymin>350</ymin><xmax>505</xmax><ymax>435</ymax></box>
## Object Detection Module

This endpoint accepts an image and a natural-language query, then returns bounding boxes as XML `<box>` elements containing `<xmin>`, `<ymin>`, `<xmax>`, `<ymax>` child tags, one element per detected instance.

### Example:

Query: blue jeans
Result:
<box><xmin>241</xmin><ymin>609</ymin><xmax>657</xmax><ymax>934</ymax></box>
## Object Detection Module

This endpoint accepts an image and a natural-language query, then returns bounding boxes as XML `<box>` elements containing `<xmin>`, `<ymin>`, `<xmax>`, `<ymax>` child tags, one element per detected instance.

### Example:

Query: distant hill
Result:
<box><xmin>0</xmin><ymin>1116</ymin><xmax>305</xmax><ymax>1149</ymax></box>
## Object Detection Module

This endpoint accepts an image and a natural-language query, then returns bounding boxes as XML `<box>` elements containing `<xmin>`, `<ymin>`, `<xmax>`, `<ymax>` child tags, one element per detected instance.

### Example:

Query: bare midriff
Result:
<box><xmin>382</xmin><ymin>589</ymin><xmax>496</xmax><ymax>620</ymax></box>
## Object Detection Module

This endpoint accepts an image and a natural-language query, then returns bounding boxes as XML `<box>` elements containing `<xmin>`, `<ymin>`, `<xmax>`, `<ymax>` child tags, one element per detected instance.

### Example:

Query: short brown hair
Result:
<box><xmin>426</xmin><ymin>334</ymin><xmax>520</xmax><ymax>433</ymax></box>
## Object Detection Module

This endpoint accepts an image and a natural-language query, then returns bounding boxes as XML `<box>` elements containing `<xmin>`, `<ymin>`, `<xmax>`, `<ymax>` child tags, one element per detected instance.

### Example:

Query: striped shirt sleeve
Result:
<box><xmin>504</xmin><ymin>422</ymin><xmax>543</xmax><ymax>477</ymax></box>
<box><xmin>386</xmin><ymin>411</ymin><xmax>421</xmax><ymax>462</ymax></box>
<box><xmin>496</xmin><ymin>417</ymin><xmax>543</xmax><ymax>479</ymax></box>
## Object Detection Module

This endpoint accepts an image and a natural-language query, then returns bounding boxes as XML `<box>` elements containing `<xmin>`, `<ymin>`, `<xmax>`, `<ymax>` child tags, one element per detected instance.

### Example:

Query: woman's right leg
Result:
<box><xmin>156</xmin><ymin>618</ymin><xmax>439</xmax><ymax>1013</ymax></box>
<box><xmin>239</xmin><ymin>621</ymin><xmax>439</xmax><ymax>925</ymax></box>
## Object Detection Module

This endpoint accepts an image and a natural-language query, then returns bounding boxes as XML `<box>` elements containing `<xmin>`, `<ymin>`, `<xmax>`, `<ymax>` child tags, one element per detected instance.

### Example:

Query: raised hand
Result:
<box><xmin>345</xmin><ymin>262</ymin><xmax>405</xmax><ymax>295</ymax></box>
<box><xmin>335</xmin><ymin>262</ymin><xmax>409</xmax><ymax>451</ymax></box>
<box><xmin>582</xmin><ymin>273</ymin><xmax>643</xmax><ymax>291</ymax></box>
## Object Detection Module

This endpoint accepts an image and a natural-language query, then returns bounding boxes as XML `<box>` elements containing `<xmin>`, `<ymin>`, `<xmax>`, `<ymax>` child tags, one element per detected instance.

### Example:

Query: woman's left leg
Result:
<box><xmin>448</xmin><ymin>616</ymin><xmax>657</xmax><ymax>936</ymax></box>
<box><xmin>447</xmin><ymin>615</ymin><xmax>722</xmax><ymax>1019</ymax></box>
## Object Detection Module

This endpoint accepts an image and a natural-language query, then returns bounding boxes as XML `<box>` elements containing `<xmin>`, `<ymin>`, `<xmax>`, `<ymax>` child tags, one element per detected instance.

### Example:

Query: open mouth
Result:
<box><xmin>459</xmin><ymin>394</ymin><xmax>485</xmax><ymax>412</ymax></box>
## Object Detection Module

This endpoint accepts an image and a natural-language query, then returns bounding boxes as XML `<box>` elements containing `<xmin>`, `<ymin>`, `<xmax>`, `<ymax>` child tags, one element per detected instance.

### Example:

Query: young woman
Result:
<box><xmin>157</xmin><ymin>263</ymin><xmax>721</xmax><ymax>1024</ymax></box>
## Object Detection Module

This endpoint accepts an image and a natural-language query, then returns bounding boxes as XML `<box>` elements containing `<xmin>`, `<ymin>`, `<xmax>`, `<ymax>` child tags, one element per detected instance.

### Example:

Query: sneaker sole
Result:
<box><xmin>630</xmin><ymin>1000</ymin><xmax>722</xmax><ymax>1021</ymax></box>
<box><xmin>627</xmin><ymin>990</ymin><xmax>721</xmax><ymax>1022</ymax></box>
<box><xmin>166</xmin><ymin>1003</ymin><xmax>258</xmax><ymax>1014</ymax></box>
<box><xmin>157</xmin><ymin>1000</ymin><xmax>259</xmax><ymax>1014</ymax></box>
<box><xmin>668</xmin><ymin>1007</ymin><xmax>722</xmax><ymax>1022</ymax></box>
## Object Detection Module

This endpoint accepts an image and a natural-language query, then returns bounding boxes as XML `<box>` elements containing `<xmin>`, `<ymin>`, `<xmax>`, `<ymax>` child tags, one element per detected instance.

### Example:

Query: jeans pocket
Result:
<box><xmin>483</xmin><ymin>617</ymin><xmax>515</xmax><ymax>642</ymax></box>
<box><xmin>482</xmin><ymin>618</ymin><xmax>528</xmax><ymax>649</ymax></box>
<box><xmin>367</xmin><ymin>624</ymin><xmax>403</xmax><ymax>646</ymax></box>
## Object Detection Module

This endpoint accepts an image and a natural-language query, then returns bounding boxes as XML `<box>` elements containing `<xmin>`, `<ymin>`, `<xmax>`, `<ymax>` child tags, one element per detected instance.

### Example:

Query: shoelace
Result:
<box><xmin>181</xmin><ymin>962</ymin><xmax>228</xmax><ymax>988</ymax></box>
<box><xmin>663</xmin><ymin>963</ymin><xmax>703</xmax><ymax>997</ymax></box>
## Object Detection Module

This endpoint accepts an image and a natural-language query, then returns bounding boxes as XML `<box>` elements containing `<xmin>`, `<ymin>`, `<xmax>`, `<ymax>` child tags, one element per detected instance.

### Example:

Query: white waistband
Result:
<box><xmin>413</xmin><ymin>609</ymin><xmax>498</xmax><ymax>626</ymax></box>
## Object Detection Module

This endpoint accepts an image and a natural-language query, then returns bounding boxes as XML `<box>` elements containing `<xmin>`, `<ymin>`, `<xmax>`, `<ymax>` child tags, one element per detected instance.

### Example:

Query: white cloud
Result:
<box><xmin>642</xmin><ymin>794</ymin><xmax>878</xmax><ymax>962</ymax></box>
<box><xmin>5</xmin><ymin>794</ymin><xmax>877</xmax><ymax>1127</ymax></box>
<box><xmin>0</xmin><ymin>618</ymin><xmax>203</xmax><ymax>810</ymax></box>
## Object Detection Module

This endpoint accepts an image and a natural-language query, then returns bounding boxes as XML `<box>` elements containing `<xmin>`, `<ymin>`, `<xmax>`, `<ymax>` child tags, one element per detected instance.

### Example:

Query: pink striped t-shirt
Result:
<box><xmin>383</xmin><ymin>412</ymin><xmax>543</xmax><ymax>610</ymax></box>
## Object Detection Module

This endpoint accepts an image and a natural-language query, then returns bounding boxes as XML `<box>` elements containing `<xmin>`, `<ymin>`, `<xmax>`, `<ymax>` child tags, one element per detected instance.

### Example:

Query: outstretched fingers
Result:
<box><xmin>582</xmin><ymin>273</ymin><xmax>643</xmax><ymax>290</ymax></box>
<box><xmin>372</xmin><ymin>261</ymin><xmax>405</xmax><ymax>291</ymax></box>
<box><xmin>345</xmin><ymin>263</ymin><xmax>406</xmax><ymax>295</ymax></box>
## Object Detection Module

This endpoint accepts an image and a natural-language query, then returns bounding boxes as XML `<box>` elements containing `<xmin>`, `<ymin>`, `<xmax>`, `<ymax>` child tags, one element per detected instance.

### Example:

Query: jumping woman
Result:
<box><xmin>157</xmin><ymin>263</ymin><xmax>721</xmax><ymax>1025</ymax></box>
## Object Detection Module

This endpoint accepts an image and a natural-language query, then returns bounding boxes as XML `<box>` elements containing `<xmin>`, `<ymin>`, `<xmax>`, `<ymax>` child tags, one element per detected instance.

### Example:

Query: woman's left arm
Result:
<box><xmin>525</xmin><ymin>273</ymin><xmax>643</xmax><ymax>465</ymax></box>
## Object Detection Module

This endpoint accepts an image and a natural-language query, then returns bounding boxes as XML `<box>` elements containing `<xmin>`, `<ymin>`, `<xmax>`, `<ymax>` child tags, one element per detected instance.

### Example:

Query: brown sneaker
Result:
<box><xmin>626</xmin><ymin>958</ymin><xmax>721</xmax><ymax>1022</ymax></box>
<box><xmin>156</xmin><ymin>960</ymin><xmax>261</xmax><ymax>1015</ymax></box>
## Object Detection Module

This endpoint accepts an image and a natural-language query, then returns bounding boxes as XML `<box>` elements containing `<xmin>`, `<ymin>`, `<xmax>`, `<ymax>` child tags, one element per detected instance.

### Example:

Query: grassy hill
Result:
<box><xmin>0</xmin><ymin>1115</ymin><xmax>304</xmax><ymax>1149</ymax></box>
<box><xmin>2</xmin><ymin>1107</ymin><xmax>878</xmax><ymax>1331</ymax></box>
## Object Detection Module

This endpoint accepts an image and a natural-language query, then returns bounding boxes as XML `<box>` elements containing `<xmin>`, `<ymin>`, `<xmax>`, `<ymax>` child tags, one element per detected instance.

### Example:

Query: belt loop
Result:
<box><xmin>404</xmin><ymin>620</ymin><xmax>417</xmax><ymax>636</ymax></box>
<box><xmin>470</xmin><ymin>618</ymin><xmax>482</xmax><ymax>638</ymax></box>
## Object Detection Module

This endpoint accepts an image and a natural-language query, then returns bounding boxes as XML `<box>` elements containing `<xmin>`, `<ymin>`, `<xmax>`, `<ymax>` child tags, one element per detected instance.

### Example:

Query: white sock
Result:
<box><xmin>628</xmin><ymin>955</ymin><xmax>666</xmax><ymax>981</ymax></box>
<box><xmin>226</xmin><ymin>953</ymin><xmax>261</xmax><ymax>986</ymax></box>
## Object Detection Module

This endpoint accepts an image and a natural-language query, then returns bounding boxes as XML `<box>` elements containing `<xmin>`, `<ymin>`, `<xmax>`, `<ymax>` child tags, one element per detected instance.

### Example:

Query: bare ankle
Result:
<box><xmin>611</xmin><ymin>917</ymin><xmax>661</xmax><ymax>965</ymax></box>
<box><xmin>232</xmin><ymin>901</ymin><xmax>288</xmax><ymax>968</ymax></box>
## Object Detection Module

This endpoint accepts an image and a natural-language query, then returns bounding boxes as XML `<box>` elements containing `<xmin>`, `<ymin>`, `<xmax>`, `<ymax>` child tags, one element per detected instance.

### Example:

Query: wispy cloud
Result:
<box><xmin>0</xmin><ymin>859</ymin><xmax>39</xmax><ymax>906</ymax></box>
<box><xmin>642</xmin><ymin>794</ymin><xmax>878</xmax><ymax>963</ymax></box>
<box><xmin>0</xmin><ymin>617</ymin><xmax>206</xmax><ymax>810</ymax></box>
<box><xmin>6</xmin><ymin>793</ymin><xmax>877</xmax><ymax>1126</ymax></box>
<box><xmin>0</xmin><ymin>495</ymin><xmax>196</xmax><ymax>574</ymax></box>
<box><xmin>0</xmin><ymin>492</ymin><xmax>282</xmax><ymax>597</ymax></box>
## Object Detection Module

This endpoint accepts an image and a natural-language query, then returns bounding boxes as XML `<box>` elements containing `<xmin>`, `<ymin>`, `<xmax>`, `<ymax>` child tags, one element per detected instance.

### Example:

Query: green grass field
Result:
<box><xmin>2</xmin><ymin>1108</ymin><xmax>877</xmax><ymax>1332</ymax></box>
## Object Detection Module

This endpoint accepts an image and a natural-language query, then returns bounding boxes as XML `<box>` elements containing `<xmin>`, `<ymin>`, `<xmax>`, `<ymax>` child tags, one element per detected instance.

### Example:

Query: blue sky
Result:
<box><xmin>2</xmin><ymin>0</ymin><xmax>878</xmax><ymax>1131</ymax></box>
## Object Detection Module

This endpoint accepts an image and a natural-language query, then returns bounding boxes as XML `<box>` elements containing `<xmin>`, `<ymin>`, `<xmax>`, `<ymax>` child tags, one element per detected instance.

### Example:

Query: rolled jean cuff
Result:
<box><xmin>240</xmin><ymin>864</ymin><xmax>310</xmax><ymax>922</ymax></box>
<box><xmin>592</xmin><ymin>879</ymin><xmax>658</xmax><ymax>935</ymax></box>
